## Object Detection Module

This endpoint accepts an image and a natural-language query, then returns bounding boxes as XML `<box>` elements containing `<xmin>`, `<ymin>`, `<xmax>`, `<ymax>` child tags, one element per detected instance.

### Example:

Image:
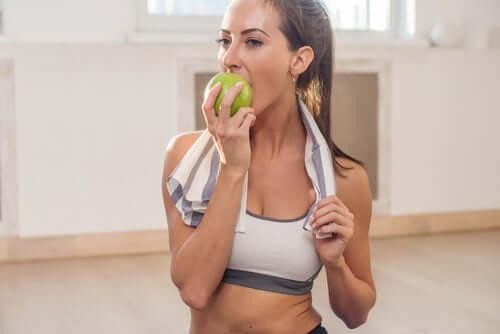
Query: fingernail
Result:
<box><xmin>236</xmin><ymin>82</ymin><xmax>244</xmax><ymax>88</ymax></box>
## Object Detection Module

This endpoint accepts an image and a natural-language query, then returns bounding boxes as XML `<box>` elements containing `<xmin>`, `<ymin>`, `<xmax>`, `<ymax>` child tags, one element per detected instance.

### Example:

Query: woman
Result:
<box><xmin>161</xmin><ymin>0</ymin><xmax>376</xmax><ymax>333</ymax></box>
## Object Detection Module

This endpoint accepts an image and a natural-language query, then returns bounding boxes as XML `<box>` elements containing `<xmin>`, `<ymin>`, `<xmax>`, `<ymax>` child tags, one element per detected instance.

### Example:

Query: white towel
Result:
<box><xmin>166</xmin><ymin>96</ymin><xmax>336</xmax><ymax>239</ymax></box>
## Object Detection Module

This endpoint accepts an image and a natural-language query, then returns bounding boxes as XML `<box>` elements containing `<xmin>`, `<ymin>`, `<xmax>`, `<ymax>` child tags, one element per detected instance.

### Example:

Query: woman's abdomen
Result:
<box><xmin>189</xmin><ymin>282</ymin><xmax>322</xmax><ymax>334</ymax></box>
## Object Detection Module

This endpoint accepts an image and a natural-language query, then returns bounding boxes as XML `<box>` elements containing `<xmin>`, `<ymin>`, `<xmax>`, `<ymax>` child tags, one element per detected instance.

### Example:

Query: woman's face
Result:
<box><xmin>217</xmin><ymin>0</ymin><xmax>295</xmax><ymax>114</ymax></box>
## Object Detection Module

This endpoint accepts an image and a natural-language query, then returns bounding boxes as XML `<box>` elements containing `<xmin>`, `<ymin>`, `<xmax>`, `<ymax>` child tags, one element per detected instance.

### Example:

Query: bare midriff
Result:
<box><xmin>188</xmin><ymin>282</ymin><xmax>323</xmax><ymax>334</ymax></box>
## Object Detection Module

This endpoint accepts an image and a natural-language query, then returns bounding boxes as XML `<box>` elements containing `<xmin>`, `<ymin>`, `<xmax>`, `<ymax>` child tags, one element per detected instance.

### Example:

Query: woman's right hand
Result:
<box><xmin>202</xmin><ymin>81</ymin><xmax>256</xmax><ymax>176</ymax></box>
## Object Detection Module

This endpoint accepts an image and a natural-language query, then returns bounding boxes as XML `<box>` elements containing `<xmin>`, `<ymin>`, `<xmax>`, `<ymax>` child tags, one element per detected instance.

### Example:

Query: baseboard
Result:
<box><xmin>0</xmin><ymin>230</ymin><xmax>170</xmax><ymax>264</ymax></box>
<box><xmin>370</xmin><ymin>209</ymin><xmax>500</xmax><ymax>238</ymax></box>
<box><xmin>1</xmin><ymin>209</ymin><xmax>499</xmax><ymax>263</ymax></box>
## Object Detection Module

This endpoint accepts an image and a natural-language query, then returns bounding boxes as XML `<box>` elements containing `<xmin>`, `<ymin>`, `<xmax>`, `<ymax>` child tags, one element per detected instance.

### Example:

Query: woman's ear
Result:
<box><xmin>290</xmin><ymin>46</ymin><xmax>315</xmax><ymax>77</ymax></box>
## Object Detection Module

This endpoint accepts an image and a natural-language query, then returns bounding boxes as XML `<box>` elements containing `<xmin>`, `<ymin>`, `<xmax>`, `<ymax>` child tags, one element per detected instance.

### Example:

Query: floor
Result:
<box><xmin>1</xmin><ymin>229</ymin><xmax>499</xmax><ymax>334</ymax></box>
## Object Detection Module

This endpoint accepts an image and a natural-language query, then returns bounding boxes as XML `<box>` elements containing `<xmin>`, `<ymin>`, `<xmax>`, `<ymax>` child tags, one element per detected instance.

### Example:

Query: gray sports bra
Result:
<box><xmin>221</xmin><ymin>202</ymin><xmax>323</xmax><ymax>295</ymax></box>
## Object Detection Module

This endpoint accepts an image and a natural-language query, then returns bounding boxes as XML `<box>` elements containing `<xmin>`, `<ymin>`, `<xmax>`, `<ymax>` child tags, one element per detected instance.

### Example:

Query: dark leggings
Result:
<box><xmin>308</xmin><ymin>323</ymin><xmax>328</xmax><ymax>334</ymax></box>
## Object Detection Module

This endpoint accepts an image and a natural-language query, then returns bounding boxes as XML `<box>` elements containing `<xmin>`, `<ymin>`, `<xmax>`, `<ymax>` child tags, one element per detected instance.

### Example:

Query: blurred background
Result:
<box><xmin>0</xmin><ymin>0</ymin><xmax>499</xmax><ymax>333</ymax></box>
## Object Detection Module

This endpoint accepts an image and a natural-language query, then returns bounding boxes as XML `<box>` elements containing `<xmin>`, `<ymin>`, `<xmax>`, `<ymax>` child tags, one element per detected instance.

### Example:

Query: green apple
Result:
<box><xmin>205</xmin><ymin>72</ymin><xmax>253</xmax><ymax>117</ymax></box>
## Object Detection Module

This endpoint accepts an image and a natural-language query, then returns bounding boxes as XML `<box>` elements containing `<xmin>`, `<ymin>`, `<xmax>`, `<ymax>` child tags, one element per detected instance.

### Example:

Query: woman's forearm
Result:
<box><xmin>324</xmin><ymin>256</ymin><xmax>376</xmax><ymax>329</ymax></box>
<box><xmin>172</xmin><ymin>167</ymin><xmax>246</xmax><ymax>308</ymax></box>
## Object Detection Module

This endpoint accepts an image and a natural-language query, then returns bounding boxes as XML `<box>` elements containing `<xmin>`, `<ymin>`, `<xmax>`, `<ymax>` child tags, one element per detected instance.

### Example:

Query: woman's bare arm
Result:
<box><xmin>324</xmin><ymin>158</ymin><xmax>376</xmax><ymax>328</ymax></box>
<box><xmin>161</xmin><ymin>132</ymin><xmax>246</xmax><ymax>310</ymax></box>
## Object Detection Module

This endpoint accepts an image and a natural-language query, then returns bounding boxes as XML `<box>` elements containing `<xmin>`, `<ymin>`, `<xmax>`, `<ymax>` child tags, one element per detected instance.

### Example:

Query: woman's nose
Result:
<box><xmin>222</xmin><ymin>45</ymin><xmax>241</xmax><ymax>71</ymax></box>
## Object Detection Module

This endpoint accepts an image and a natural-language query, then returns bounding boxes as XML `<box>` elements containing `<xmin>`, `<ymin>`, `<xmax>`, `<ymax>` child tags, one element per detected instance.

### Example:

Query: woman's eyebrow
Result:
<box><xmin>219</xmin><ymin>28</ymin><xmax>270</xmax><ymax>37</ymax></box>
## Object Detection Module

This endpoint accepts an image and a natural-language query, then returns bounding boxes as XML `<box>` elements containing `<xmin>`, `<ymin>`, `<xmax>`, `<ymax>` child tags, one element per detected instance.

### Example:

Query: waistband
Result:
<box><xmin>308</xmin><ymin>323</ymin><xmax>328</xmax><ymax>334</ymax></box>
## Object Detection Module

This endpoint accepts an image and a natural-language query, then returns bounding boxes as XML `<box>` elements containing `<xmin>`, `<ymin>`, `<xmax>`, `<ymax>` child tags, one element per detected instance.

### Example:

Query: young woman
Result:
<box><xmin>161</xmin><ymin>0</ymin><xmax>377</xmax><ymax>333</ymax></box>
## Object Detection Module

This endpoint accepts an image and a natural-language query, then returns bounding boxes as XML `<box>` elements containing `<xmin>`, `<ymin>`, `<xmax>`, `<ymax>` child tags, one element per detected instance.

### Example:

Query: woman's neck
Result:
<box><xmin>250</xmin><ymin>94</ymin><xmax>306</xmax><ymax>161</ymax></box>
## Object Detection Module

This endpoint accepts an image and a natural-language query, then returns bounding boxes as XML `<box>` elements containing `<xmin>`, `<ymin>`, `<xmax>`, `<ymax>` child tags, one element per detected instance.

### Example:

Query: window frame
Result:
<box><xmin>0</xmin><ymin>0</ymin><xmax>4</xmax><ymax>35</ymax></box>
<box><xmin>135</xmin><ymin>0</ymin><xmax>415</xmax><ymax>42</ymax></box>
<box><xmin>0</xmin><ymin>58</ymin><xmax>18</xmax><ymax>236</ymax></box>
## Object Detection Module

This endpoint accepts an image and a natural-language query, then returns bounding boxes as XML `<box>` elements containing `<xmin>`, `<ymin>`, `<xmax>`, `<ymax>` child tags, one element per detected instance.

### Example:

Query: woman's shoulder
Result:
<box><xmin>164</xmin><ymin>130</ymin><xmax>205</xmax><ymax>175</ymax></box>
<box><xmin>334</xmin><ymin>156</ymin><xmax>363</xmax><ymax>174</ymax></box>
<box><xmin>166</xmin><ymin>130</ymin><xmax>204</xmax><ymax>159</ymax></box>
<box><xmin>167</xmin><ymin>130</ymin><xmax>205</xmax><ymax>149</ymax></box>
<box><xmin>333</xmin><ymin>156</ymin><xmax>370</xmax><ymax>195</ymax></box>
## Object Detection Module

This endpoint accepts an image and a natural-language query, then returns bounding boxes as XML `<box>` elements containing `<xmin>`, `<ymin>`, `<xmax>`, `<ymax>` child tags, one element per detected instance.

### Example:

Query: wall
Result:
<box><xmin>4</xmin><ymin>0</ymin><xmax>135</xmax><ymax>43</ymax></box>
<box><xmin>0</xmin><ymin>44</ymin><xmax>180</xmax><ymax>237</ymax></box>
<box><xmin>416</xmin><ymin>0</ymin><xmax>500</xmax><ymax>48</ymax></box>
<box><xmin>0</xmin><ymin>0</ymin><xmax>499</xmax><ymax>237</ymax></box>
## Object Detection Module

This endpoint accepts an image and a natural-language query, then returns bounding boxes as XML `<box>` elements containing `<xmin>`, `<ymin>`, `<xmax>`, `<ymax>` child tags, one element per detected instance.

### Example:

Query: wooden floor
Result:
<box><xmin>1</xmin><ymin>229</ymin><xmax>499</xmax><ymax>334</ymax></box>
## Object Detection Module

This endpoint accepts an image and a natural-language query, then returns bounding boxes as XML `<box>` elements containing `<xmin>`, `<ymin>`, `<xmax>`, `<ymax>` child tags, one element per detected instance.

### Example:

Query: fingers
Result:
<box><xmin>311</xmin><ymin>211</ymin><xmax>344</xmax><ymax>229</ymax></box>
<box><xmin>240</xmin><ymin>112</ymin><xmax>256</xmax><ymax>131</ymax></box>
<box><xmin>232</xmin><ymin>107</ymin><xmax>255</xmax><ymax>128</ymax></box>
<box><xmin>316</xmin><ymin>195</ymin><xmax>348</xmax><ymax>211</ymax></box>
<box><xmin>313</xmin><ymin>203</ymin><xmax>350</xmax><ymax>223</ymax></box>
<box><xmin>219</xmin><ymin>82</ymin><xmax>244</xmax><ymax>122</ymax></box>
<box><xmin>311</xmin><ymin>204</ymin><xmax>353</xmax><ymax>229</ymax></box>
<box><xmin>316</xmin><ymin>223</ymin><xmax>352</xmax><ymax>237</ymax></box>
<box><xmin>202</xmin><ymin>82</ymin><xmax>222</xmax><ymax>133</ymax></box>
<box><xmin>202</xmin><ymin>81</ymin><xmax>251</xmax><ymax>137</ymax></box>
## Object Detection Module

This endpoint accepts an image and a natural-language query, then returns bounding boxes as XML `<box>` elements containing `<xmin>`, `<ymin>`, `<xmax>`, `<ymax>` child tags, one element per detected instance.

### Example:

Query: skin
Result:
<box><xmin>162</xmin><ymin>0</ymin><xmax>376</xmax><ymax>332</ymax></box>
<box><xmin>217</xmin><ymin>0</ymin><xmax>314</xmax><ymax>163</ymax></box>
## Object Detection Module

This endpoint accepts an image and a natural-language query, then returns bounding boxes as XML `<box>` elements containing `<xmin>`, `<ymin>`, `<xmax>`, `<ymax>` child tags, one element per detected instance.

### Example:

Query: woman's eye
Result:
<box><xmin>215</xmin><ymin>38</ymin><xmax>230</xmax><ymax>47</ymax></box>
<box><xmin>214</xmin><ymin>38</ymin><xmax>262</xmax><ymax>47</ymax></box>
<box><xmin>247</xmin><ymin>39</ymin><xmax>263</xmax><ymax>47</ymax></box>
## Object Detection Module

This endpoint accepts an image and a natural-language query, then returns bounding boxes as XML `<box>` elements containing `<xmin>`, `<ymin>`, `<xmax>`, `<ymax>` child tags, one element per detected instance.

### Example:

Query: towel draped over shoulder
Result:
<box><xmin>166</xmin><ymin>96</ymin><xmax>336</xmax><ymax>239</ymax></box>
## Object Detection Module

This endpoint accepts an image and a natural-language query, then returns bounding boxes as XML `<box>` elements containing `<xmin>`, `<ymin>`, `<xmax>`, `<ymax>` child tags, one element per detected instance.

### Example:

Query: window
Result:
<box><xmin>137</xmin><ymin>0</ymin><xmax>415</xmax><ymax>39</ymax></box>
<box><xmin>148</xmin><ymin>0</ymin><xmax>228</xmax><ymax>16</ymax></box>
<box><xmin>331</xmin><ymin>0</ymin><xmax>391</xmax><ymax>31</ymax></box>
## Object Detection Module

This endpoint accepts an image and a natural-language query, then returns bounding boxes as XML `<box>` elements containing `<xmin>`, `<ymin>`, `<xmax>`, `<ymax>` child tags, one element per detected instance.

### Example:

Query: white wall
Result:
<box><xmin>0</xmin><ymin>44</ymin><xmax>181</xmax><ymax>237</ymax></box>
<box><xmin>0</xmin><ymin>0</ymin><xmax>499</xmax><ymax>237</ymax></box>
<box><xmin>4</xmin><ymin>0</ymin><xmax>135</xmax><ymax>42</ymax></box>
<box><xmin>337</xmin><ymin>46</ymin><xmax>500</xmax><ymax>216</ymax></box>
<box><xmin>416</xmin><ymin>0</ymin><xmax>500</xmax><ymax>48</ymax></box>
<box><xmin>384</xmin><ymin>49</ymin><xmax>500</xmax><ymax>214</ymax></box>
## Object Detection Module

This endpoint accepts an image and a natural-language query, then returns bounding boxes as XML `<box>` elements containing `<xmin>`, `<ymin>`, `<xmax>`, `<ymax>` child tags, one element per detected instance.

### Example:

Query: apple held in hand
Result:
<box><xmin>205</xmin><ymin>72</ymin><xmax>253</xmax><ymax>117</ymax></box>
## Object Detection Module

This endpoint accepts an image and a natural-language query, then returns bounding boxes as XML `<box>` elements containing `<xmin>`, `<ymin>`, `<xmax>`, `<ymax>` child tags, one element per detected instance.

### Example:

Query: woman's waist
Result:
<box><xmin>190</xmin><ymin>282</ymin><xmax>322</xmax><ymax>334</ymax></box>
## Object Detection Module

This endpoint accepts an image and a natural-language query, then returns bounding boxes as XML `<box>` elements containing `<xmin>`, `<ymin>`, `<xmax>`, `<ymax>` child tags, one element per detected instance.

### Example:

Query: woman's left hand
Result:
<box><xmin>308</xmin><ymin>190</ymin><xmax>354</xmax><ymax>268</ymax></box>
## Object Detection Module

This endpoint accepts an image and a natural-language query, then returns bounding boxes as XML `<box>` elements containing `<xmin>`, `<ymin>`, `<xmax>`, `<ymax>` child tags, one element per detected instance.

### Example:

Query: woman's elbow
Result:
<box><xmin>179</xmin><ymin>286</ymin><xmax>210</xmax><ymax>310</ymax></box>
<box><xmin>345</xmin><ymin>316</ymin><xmax>367</xmax><ymax>330</ymax></box>
<box><xmin>171</xmin><ymin>269</ymin><xmax>210</xmax><ymax>310</ymax></box>
<box><xmin>345</xmin><ymin>301</ymin><xmax>375</xmax><ymax>329</ymax></box>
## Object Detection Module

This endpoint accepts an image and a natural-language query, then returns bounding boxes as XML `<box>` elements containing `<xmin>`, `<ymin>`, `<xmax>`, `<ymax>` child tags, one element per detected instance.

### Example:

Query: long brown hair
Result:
<box><xmin>265</xmin><ymin>0</ymin><xmax>364</xmax><ymax>177</ymax></box>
